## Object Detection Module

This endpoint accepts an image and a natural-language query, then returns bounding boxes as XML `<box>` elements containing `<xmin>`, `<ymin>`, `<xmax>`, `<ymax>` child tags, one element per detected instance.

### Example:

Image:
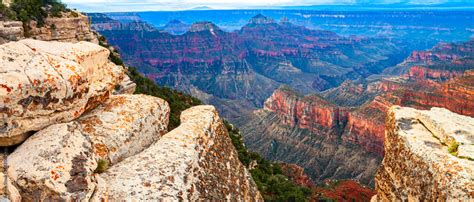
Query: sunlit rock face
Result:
<box><xmin>7</xmin><ymin>94</ymin><xmax>170</xmax><ymax>201</ymax></box>
<box><xmin>26</xmin><ymin>13</ymin><xmax>98</xmax><ymax>43</ymax></box>
<box><xmin>0</xmin><ymin>12</ymin><xmax>97</xmax><ymax>45</ymax></box>
<box><xmin>242</xmin><ymin>87</ymin><xmax>381</xmax><ymax>186</ymax></box>
<box><xmin>0</xmin><ymin>39</ymin><xmax>125</xmax><ymax>146</ymax></box>
<box><xmin>373</xmin><ymin>106</ymin><xmax>474</xmax><ymax>201</ymax></box>
<box><xmin>95</xmin><ymin>105</ymin><xmax>262</xmax><ymax>201</ymax></box>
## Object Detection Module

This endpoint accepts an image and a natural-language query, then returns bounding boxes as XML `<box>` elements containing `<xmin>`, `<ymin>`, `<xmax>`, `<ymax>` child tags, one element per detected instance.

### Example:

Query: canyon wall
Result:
<box><xmin>373</xmin><ymin>106</ymin><xmax>474</xmax><ymax>201</ymax></box>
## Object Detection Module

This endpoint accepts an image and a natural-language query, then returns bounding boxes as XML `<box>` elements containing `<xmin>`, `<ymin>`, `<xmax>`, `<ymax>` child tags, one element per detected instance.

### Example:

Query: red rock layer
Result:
<box><xmin>405</xmin><ymin>65</ymin><xmax>464</xmax><ymax>80</ymax></box>
<box><xmin>264</xmin><ymin>87</ymin><xmax>386</xmax><ymax>155</ymax></box>
<box><xmin>263</xmin><ymin>88</ymin><xmax>349</xmax><ymax>134</ymax></box>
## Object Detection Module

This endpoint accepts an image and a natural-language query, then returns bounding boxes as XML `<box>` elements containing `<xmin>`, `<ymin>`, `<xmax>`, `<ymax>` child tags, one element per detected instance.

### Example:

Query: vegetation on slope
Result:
<box><xmin>127</xmin><ymin>67</ymin><xmax>203</xmax><ymax>129</ymax></box>
<box><xmin>225</xmin><ymin>121</ymin><xmax>312</xmax><ymax>201</ymax></box>
<box><xmin>1</xmin><ymin>0</ymin><xmax>74</xmax><ymax>27</ymax></box>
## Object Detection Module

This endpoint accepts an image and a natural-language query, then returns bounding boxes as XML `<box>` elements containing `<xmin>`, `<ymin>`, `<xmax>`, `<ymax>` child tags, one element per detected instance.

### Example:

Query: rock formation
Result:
<box><xmin>7</xmin><ymin>94</ymin><xmax>170</xmax><ymax>200</ymax></box>
<box><xmin>373</xmin><ymin>106</ymin><xmax>474</xmax><ymax>201</ymax></box>
<box><xmin>26</xmin><ymin>12</ymin><xmax>97</xmax><ymax>43</ymax></box>
<box><xmin>0</xmin><ymin>21</ymin><xmax>23</xmax><ymax>44</ymax></box>
<box><xmin>0</xmin><ymin>11</ymin><xmax>97</xmax><ymax>45</ymax></box>
<box><xmin>0</xmin><ymin>39</ymin><xmax>125</xmax><ymax>146</ymax></box>
<box><xmin>95</xmin><ymin>105</ymin><xmax>261</xmax><ymax>201</ymax></box>
<box><xmin>0</xmin><ymin>39</ymin><xmax>262</xmax><ymax>200</ymax></box>
<box><xmin>241</xmin><ymin>87</ymin><xmax>381</xmax><ymax>185</ymax></box>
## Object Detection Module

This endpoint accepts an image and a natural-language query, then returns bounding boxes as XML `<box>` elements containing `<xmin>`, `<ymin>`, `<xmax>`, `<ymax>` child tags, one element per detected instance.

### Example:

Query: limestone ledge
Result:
<box><xmin>374</xmin><ymin>106</ymin><xmax>474</xmax><ymax>201</ymax></box>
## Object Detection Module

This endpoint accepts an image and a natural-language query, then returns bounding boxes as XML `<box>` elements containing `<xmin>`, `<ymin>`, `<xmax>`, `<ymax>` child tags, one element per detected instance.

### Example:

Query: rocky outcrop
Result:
<box><xmin>0</xmin><ymin>21</ymin><xmax>23</xmax><ymax>44</ymax></box>
<box><xmin>0</xmin><ymin>39</ymin><xmax>125</xmax><ymax>146</ymax></box>
<box><xmin>263</xmin><ymin>87</ymin><xmax>349</xmax><ymax>132</ymax></box>
<box><xmin>1</xmin><ymin>12</ymin><xmax>97</xmax><ymax>45</ymax></box>
<box><xmin>95</xmin><ymin>105</ymin><xmax>262</xmax><ymax>201</ymax></box>
<box><xmin>263</xmin><ymin>87</ymin><xmax>385</xmax><ymax>156</ymax></box>
<box><xmin>6</xmin><ymin>94</ymin><xmax>169</xmax><ymax>201</ymax></box>
<box><xmin>373</xmin><ymin>106</ymin><xmax>474</xmax><ymax>201</ymax></box>
<box><xmin>26</xmin><ymin>12</ymin><xmax>98</xmax><ymax>44</ymax></box>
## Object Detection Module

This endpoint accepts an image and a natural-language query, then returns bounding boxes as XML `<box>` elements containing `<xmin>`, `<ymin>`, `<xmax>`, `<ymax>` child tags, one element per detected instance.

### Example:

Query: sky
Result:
<box><xmin>62</xmin><ymin>0</ymin><xmax>473</xmax><ymax>12</ymax></box>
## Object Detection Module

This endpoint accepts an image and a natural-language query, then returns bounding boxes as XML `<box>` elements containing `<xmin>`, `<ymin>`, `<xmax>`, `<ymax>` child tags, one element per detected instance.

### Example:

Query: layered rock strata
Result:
<box><xmin>27</xmin><ymin>13</ymin><xmax>97</xmax><ymax>43</ymax></box>
<box><xmin>95</xmin><ymin>105</ymin><xmax>262</xmax><ymax>201</ymax></box>
<box><xmin>374</xmin><ymin>106</ymin><xmax>474</xmax><ymax>201</ymax></box>
<box><xmin>0</xmin><ymin>21</ymin><xmax>23</xmax><ymax>44</ymax></box>
<box><xmin>0</xmin><ymin>39</ymin><xmax>125</xmax><ymax>146</ymax></box>
<box><xmin>1</xmin><ymin>12</ymin><xmax>97</xmax><ymax>45</ymax></box>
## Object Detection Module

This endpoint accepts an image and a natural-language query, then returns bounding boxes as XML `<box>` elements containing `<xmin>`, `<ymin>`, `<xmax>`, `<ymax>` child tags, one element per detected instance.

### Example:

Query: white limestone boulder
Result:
<box><xmin>6</xmin><ymin>94</ymin><xmax>169</xmax><ymax>201</ymax></box>
<box><xmin>0</xmin><ymin>39</ymin><xmax>125</xmax><ymax>146</ymax></box>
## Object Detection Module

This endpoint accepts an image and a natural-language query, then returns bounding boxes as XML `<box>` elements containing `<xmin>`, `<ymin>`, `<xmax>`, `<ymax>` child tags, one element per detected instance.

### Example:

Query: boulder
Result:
<box><xmin>0</xmin><ymin>39</ymin><xmax>125</xmax><ymax>146</ymax></box>
<box><xmin>6</xmin><ymin>94</ymin><xmax>169</xmax><ymax>201</ymax></box>
<box><xmin>374</xmin><ymin>106</ymin><xmax>474</xmax><ymax>201</ymax></box>
<box><xmin>95</xmin><ymin>105</ymin><xmax>262</xmax><ymax>201</ymax></box>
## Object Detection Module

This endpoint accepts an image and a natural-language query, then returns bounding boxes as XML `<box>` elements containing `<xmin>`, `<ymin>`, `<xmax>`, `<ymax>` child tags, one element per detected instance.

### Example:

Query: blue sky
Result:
<box><xmin>63</xmin><ymin>0</ymin><xmax>473</xmax><ymax>12</ymax></box>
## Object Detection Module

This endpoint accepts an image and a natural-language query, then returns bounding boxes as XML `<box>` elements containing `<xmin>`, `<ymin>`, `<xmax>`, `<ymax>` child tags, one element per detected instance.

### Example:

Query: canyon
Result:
<box><xmin>1</xmin><ymin>3</ymin><xmax>472</xmax><ymax>200</ymax></box>
<box><xmin>242</xmin><ymin>38</ymin><xmax>473</xmax><ymax>186</ymax></box>
<box><xmin>90</xmin><ymin>12</ymin><xmax>474</xmax><ymax>190</ymax></box>
<box><xmin>92</xmin><ymin>14</ymin><xmax>406</xmax><ymax>120</ymax></box>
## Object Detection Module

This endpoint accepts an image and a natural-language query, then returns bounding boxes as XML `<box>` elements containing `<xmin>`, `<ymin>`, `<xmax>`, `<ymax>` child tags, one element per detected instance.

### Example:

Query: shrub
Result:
<box><xmin>10</xmin><ymin>0</ymin><xmax>68</xmax><ymax>27</ymax></box>
<box><xmin>448</xmin><ymin>141</ymin><xmax>459</xmax><ymax>155</ymax></box>
<box><xmin>127</xmin><ymin>67</ymin><xmax>202</xmax><ymax>129</ymax></box>
<box><xmin>94</xmin><ymin>159</ymin><xmax>109</xmax><ymax>173</ymax></box>
<box><xmin>0</xmin><ymin>4</ymin><xmax>17</xmax><ymax>20</ymax></box>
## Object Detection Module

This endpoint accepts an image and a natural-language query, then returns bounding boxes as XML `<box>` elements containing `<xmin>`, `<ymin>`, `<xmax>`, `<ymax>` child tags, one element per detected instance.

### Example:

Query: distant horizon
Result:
<box><xmin>63</xmin><ymin>0</ymin><xmax>474</xmax><ymax>13</ymax></box>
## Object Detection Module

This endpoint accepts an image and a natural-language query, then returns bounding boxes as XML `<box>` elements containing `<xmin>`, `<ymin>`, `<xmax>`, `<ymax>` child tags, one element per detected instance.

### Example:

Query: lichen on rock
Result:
<box><xmin>0</xmin><ymin>39</ymin><xmax>126</xmax><ymax>146</ymax></box>
<box><xmin>6</xmin><ymin>94</ymin><xmax>170</xmax><ymax>201</ymax></box>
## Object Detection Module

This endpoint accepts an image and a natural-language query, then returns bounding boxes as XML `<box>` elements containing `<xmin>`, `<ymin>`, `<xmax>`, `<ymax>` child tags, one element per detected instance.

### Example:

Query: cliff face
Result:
<box><xmin>262</xmin><ymin>87</ymin><xmax>386</xmax><ymax>156</ymax></box>
<box><xmin>0</xmin><ymin>40</ymin><xmax>262</xmax><ymax>201</ymax></box>
<box><xmin>373</xmin><ymin>106</ymin><xmax>474</xmax><ymax>201</ymax></box>
<box><xmin>89</xmin><ymin>13</ymin><xmax>157</xmax><ymax>32</ymax></box>
<box><xmin>0</xmin><ymin>11</ymin><xmax>97</xmax><ymax>45</ymax></box>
